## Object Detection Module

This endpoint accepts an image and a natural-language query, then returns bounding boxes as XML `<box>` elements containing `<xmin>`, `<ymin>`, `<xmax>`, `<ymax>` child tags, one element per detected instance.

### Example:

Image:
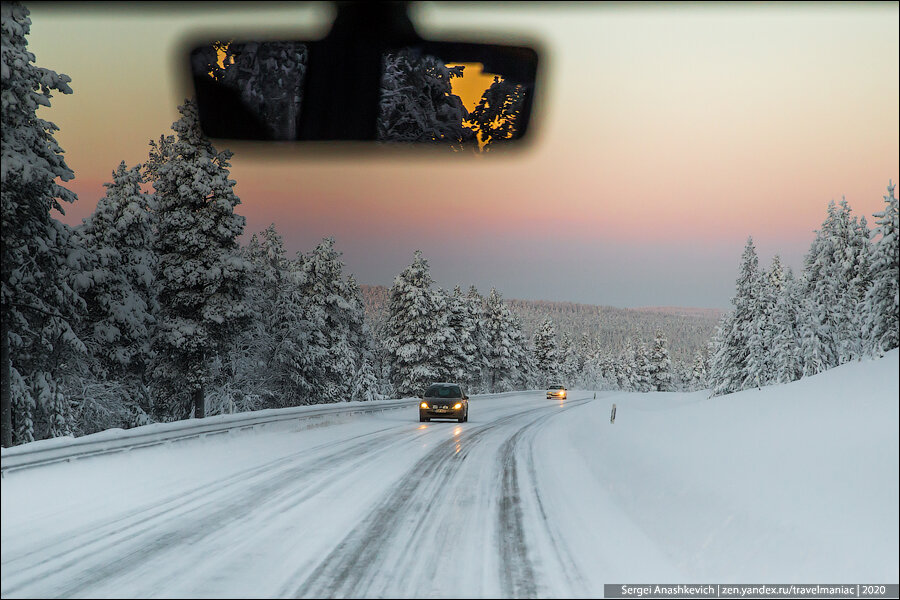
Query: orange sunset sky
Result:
<box><xmin>24</xmin><ymin>2</ymin><xmax>900</xmax><ymax>308</ymax></box>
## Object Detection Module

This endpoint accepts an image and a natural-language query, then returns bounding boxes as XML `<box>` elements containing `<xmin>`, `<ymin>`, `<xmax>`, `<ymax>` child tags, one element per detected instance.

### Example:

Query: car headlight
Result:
<box><xmin>453</xmin><ymin>402</ymin><xmax>462</xmax><ymax>410</ymax></box>
<box><xmin>420</xmin><ymin>402</ymin><xmax>429</xmax><ymax>409</ymax></box>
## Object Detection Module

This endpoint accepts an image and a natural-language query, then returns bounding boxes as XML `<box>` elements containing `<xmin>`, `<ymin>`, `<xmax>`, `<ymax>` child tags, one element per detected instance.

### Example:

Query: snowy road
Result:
<box><xmin>3</xmin><ymin>354</ymin><xmax>898</xmax><ymax>599</ymax></box>
<box><xmin>2</xmin><ymin>391</ymin><xmax>628</xmax><ymax>598</ymax></box>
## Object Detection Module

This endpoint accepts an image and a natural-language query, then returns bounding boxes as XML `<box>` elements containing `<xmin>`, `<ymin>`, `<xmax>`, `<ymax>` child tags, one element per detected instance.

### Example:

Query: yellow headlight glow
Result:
<box><xmin>453</xmin><ymin>403</ymin><xmax>462</xmax><ymax>409</ymax></box>
<box><xmin>420</xmin><ymin>402</ymin><xmax>428</xmax><ymax>409</ymax></box>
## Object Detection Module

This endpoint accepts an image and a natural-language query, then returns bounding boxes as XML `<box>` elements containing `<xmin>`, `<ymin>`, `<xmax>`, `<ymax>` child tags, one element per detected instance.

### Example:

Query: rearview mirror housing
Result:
<box><xmin>187</xmin><ymin>2</ymin><xmax>539</xmax><ymax>149</ymax></box>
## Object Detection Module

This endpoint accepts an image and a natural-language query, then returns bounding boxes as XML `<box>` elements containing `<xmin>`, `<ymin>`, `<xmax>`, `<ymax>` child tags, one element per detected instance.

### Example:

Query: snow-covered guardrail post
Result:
<box><xmin>610</xmin><ymin>403</ymin><xmax>616</xmax><ymax>424</ymax></box>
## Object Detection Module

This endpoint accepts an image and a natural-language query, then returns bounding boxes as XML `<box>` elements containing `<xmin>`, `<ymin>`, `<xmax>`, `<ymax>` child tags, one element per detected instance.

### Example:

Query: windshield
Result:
<box><xmin>425</xmin><ymin>385</ymin><xmax>462</xmax><ymax>398</ymax></box>
<box><xmin>2</xmin><ymin>2</ymin><xmax>897</xmax><ymax>598</ymax></box>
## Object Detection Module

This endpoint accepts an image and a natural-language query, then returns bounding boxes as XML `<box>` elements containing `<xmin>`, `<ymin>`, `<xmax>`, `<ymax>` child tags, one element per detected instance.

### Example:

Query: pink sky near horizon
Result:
<box><xmin>27</xmin><ymin>2</ymin><xmax>900</xmax><ymax>308</ymax></box>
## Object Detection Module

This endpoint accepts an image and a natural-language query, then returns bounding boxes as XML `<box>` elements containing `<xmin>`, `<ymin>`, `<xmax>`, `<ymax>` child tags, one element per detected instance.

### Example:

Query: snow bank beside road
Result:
<box><xmin>539</xmin><ymin>349</ymin><xmax>899</xmax><ymax>583</ymax></box>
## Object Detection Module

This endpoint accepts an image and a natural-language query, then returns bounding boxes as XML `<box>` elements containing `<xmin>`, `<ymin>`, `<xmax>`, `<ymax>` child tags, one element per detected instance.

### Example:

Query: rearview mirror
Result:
<box><xmin>186</xmin><ymin>3</ymin><xmax>538</xmax><ymax>150</ymax></box>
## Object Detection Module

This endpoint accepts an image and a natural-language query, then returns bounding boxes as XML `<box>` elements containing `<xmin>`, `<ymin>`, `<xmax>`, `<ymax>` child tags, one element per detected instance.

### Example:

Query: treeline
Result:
<box><xmin>363</xmin><ymin>284</ymin><xmax>720</xmax><ymax>394</ymax></box>
<box><xmin>362</xmin><ymin>289</ymin><xmax>720</xmax><ymax>368</ymax></box>
<box><xmin>372</xmin><ymin>252</ymin><xmax>688</xmax><ymax>397</ymax></box>
<box><xmin>708</xmin><ymin>189</ymin><xmax>898</xmax><ymax>396</ymax></box>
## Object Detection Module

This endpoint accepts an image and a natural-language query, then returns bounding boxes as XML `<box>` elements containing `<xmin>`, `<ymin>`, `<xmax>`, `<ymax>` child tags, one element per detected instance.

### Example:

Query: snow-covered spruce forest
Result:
<box><xmin>706</xmin><ymin>189</ymin><xmax>898</xmax><ymax>397</ymax></box>
<box><xmin>2</xmin><ymin>2</ymin><xmax>898</xmax><ymax>448</ymax></box>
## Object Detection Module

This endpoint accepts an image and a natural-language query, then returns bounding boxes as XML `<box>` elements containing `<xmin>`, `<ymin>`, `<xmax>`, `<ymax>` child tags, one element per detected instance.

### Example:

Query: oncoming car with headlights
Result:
<box><xmin>419</xmin><ymin>383</ymin><xmax>469</xmax><ymax>423</ymax></box>
<box><xmin>547</xmin><ymin>385</ymin><xmax>567</xmax><ymax>399</ymax></box>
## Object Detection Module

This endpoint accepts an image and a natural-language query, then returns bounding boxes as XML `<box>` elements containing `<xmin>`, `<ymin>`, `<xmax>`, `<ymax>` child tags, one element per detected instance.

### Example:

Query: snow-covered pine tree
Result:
<box><xmin>841</xmin><ymin>211</ymin><xmax>873</xmax><ymax>361</ymax></box>
<box><xmin>484</xmin><ymin>288</ymin><xmax>518</xmax><ymax>393</ymax></box>
<box><xmin>235</xmin><ymin>225</ymin><xmax>302</xmax><ymax>409</ymax></box>
<box><xmin>689</xmin><ymin>348</ymin><xmax>708</xmax><ymax>390</ymax></box>
<box><xmin>507</xmin><ymin>312</ymin><xmax>531</xmax><ymax>390</ymax></box>
<box><xmin>745</xmin><ymin>255</ymin><xmax>787</xmax><ymax>388</ymax></box>
<box><xmin>616</xmin><ymin>340</ymin><xmax>636</xmax><ymax>392</ymax></box>
<box><xmin>708</xmin><ymin>238</ymin><xmax>760</xmax><ymax>396</ymax></box>
<box><xmin>73</xmin><ymin>161</ymin><xmax>157</xmax><ymax>428</ymax></box>
<box><xmin>770</xmin><ymin>267</ymin><xmax>802</xmax><ymax>384</ymax></box>
<box><xmin>649</xmin><ymin>329</ymin><xmax>673</xmax><ymax>391</ymax></box>
<box><xmin>466</xmin><ymin>285</ymin><xmax>489</xmax><ymax>393</ymax></box>
<box><xmin>743</xmin><ymin>259</ymin><xmax>773</xmax><ymax>389</ymax></box>
<box><xmin>423</xmin><ymin>288</ymin><xmax>454</xmax><ymax>384</ymax></box>
<box><xmin>148</xmin><ymin>100</ymin><xmax>250</xmax><ymax>420</ymax></box>
<box><xmin>559</xmin><ymin>332</ymin><xmax>580</xmax><ymax>385</ymax></box>
<box><xmin>862</xmin><ymin>182</ymin><xmax>898</xmax><ymax>354</ymax></box>
<box><xmin>77</xmin><ymin>162</ymin><xmax>157</xmax><ymax>377</ymax></box>
<box><xmin>632</xmin><ymin>339</ymin><xmax>653</xmax><ymax>392</ymax></box>
<box><xmin>531</xmin><ymin>317</ymin><xmax>559</xmax><ymax>384</ymax></box>
<box><xmin>297</xmin><ymin>238</ymin><xmax>365</xmax><ymax>402</ymax></box>
<box><xmin>442</xmin><ymin>286</ymin><xmax>476</xmax><ymax>385</ymax></box>
<box><xmin>344</xmin><ymin>273</ymin><xmax>376</xmax><ymax>396</ymax></box>
<box><xmin>352</xmin><ymin>355</ymin><xmax>383</xmax><ymax>402</ymax></box>
<box><xmin>270</xmin><ymin>253</ymin><xmax>318</xmax><ymax>406</ymax></box>
<box><xmin>825</xmin><ymin>201</ymin><xmax>873</xmax><ymax>363</ymax></box>
<box><xmin>797</xmin><ymin>199</ymin><xmax>871</xmax><ymax>374</ymax></box>
<box><xmin>1</xmin><ymin>2</ymin><xmax>86</xmax><ymax>445</ymax></box>
<box><xmin>386</xmin><ymin>251</ymin><xmax>443</xmax><ymax>397</ymax></box>
<box><xmin>452</xmin><ymin>285</ymin><xmax>482</xmax><ymax>391</ymax></box>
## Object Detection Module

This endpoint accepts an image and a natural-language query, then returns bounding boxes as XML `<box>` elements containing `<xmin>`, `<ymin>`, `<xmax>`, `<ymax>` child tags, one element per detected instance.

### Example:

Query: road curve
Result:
<box><xmin>1</xmin><ymin>391</ymin><xmax>607</xmax><ymax>599</ymax></box>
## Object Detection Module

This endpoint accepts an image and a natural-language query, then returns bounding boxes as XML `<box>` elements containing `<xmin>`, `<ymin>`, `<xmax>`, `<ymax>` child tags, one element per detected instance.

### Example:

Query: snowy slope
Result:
<box><xmin>1</xmin><ymin>352</ymin><xmax>897</xmax><ymax>598</ymax></box>
<box><xmin>533</xmin><ymin>349</ymin><xmax>899</xmax><ymax>586</ymax></box>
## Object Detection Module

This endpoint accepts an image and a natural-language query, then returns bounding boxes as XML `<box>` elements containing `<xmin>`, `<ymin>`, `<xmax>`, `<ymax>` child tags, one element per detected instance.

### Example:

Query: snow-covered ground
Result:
<box><xmin>2</xmin><ymin>351</ymin><xmax>897</xmax><ymax>598</ymax></box>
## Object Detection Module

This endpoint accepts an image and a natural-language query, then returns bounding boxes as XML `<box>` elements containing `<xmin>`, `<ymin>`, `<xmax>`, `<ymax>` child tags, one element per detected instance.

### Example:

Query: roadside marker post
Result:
<box><xmin>610</xmin><ymin>403</ymin><xmax>616</xmax><ymax>424</ymax></box>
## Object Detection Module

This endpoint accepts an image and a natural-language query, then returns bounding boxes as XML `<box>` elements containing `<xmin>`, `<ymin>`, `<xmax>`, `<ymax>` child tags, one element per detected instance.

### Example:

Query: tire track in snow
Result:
<box><xmin>496</xmin><ymin>396</ymin><xmax>593</xmax><ymax>598</ymax></box>
<box><xmin>290</xmin><ymin>396</ymin><xmax>593</xmax><ymax>599</ymax></box>
<box><xmin>2</xmin><ymin>423</ymin><xmax>403</xmax><ymax>572</ymax></box>
<box><xmin>1</xmin><ymin>423</ymin><xmax>423</xmax><ymax>598</ymax></box>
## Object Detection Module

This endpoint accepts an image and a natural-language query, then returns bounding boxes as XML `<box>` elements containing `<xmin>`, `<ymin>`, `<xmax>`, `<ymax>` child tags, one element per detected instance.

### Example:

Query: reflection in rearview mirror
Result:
<box><xmin>189</xmin><ymin>40</ymin><xmax>537</xmax><ymax>150</ymax></box>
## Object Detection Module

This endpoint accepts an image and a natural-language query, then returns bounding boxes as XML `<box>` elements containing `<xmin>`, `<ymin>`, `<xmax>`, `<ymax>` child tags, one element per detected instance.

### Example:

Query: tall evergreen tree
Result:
<box><xmin>797</xmin><ymin>199</ymin><xmax>871</xmax><ymax>373</ymax></box>
<box><xmin>689</xmin><ymin>348</ymin><xmax>709</xmax><ymax>390</ymax></box>
<box><xmin>709</xmin><ymin>238</ymin><xmax>760</xmax><ymax>396</ymax></box>
<box><xmin>632</xmin><ymin>339</ymin><xmax>653</xmax><ymax>392</ymax></box>
<box><xmin>352</xmin><ymin>356</ymin><xmax>382</xmax><ymax>402</ymax></box>
<box><xmin>76</xmin><ymin>162</ymin><xmax>157</xmax><ymax>382</ymax></box>
<box><xmin>531</xmin><ymin>317</ymin><xmax>559</xmax><ymax>384</ymax></box>
<box><xmin>507</xmin><ymin>312</ymin><xmax>531</xmax><ymax>390</ymax></box>
<box><xmin>72</xmin><ymin>161</ymin><xmax>157</xmax><ymax>428</ymax></box>
<box><xmin>2</xmin><ymin>2</ymin><xmax>85</xmax><ymax>445</ymax></box>
<box><xmin>862</xmin><ymin>182</ymin><xmax>898</xmax><ymax>354</ymax></box>
<box><xmin>386</xmin><ymin>251</ymin><xmax>442</xmax><ymax>397</ymax></box>
<box><xmin>148</xmin><ymin>100</ymin><xmax>249</xmax><ymax>420</ymax></box>
<box><xmin>298</xmin><ymin>238</ymin><xmax>361</xmax><ymax>402</ymax></box>
<box><xmin>649</xmin><ymin>329</ymin><xmax>673</xmax><ymax>391</ymax></box>
<box><xmin>770</xmin><ymin>268</ymin><xmax>803</xmax><ymax>384</ymax></box>
<box><xmin>466</xmin><ymin>285</ymin><xmax>489</xmax><ymax>392</ymax></box>
<box><xmin>484</xmin><ymin>288</ymin><xmax>518</xmax><ymax>392</ymax></box>
<box><xmin>269</xmin><ymin>254</ymin><xmax>317</xmax><ymax>405</ymax></box>
<box><xmin>443</xmin><ymin>286</ymin><xmax>476</xmax><ymax>385</ymax></box>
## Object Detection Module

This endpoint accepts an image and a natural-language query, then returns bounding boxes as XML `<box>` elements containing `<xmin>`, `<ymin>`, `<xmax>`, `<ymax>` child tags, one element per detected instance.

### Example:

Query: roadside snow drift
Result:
<box><xmin>537</xmin><ymin>349</ymin><xmax>899</xmax><ymax>585</ymax></box>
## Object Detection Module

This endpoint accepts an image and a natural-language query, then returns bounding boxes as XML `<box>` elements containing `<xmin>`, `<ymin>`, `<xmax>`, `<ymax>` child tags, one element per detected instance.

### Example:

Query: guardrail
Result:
<box><xmin>0</xmin><ymin>397</ymin><xmax>420</xmax><ymax>475</ymax></box>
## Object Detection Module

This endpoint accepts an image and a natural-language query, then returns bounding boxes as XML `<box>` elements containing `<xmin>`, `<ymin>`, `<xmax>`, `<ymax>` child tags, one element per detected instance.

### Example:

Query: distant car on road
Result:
<box><xmin>547</xmin><ymin>385</ymin><xmax>567</xmax><ymax>399</ymax></box>
<box><xmin>419</xmin><ymin>383</ymin><xmax>469</xmax><ymax>423</ymax></box>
